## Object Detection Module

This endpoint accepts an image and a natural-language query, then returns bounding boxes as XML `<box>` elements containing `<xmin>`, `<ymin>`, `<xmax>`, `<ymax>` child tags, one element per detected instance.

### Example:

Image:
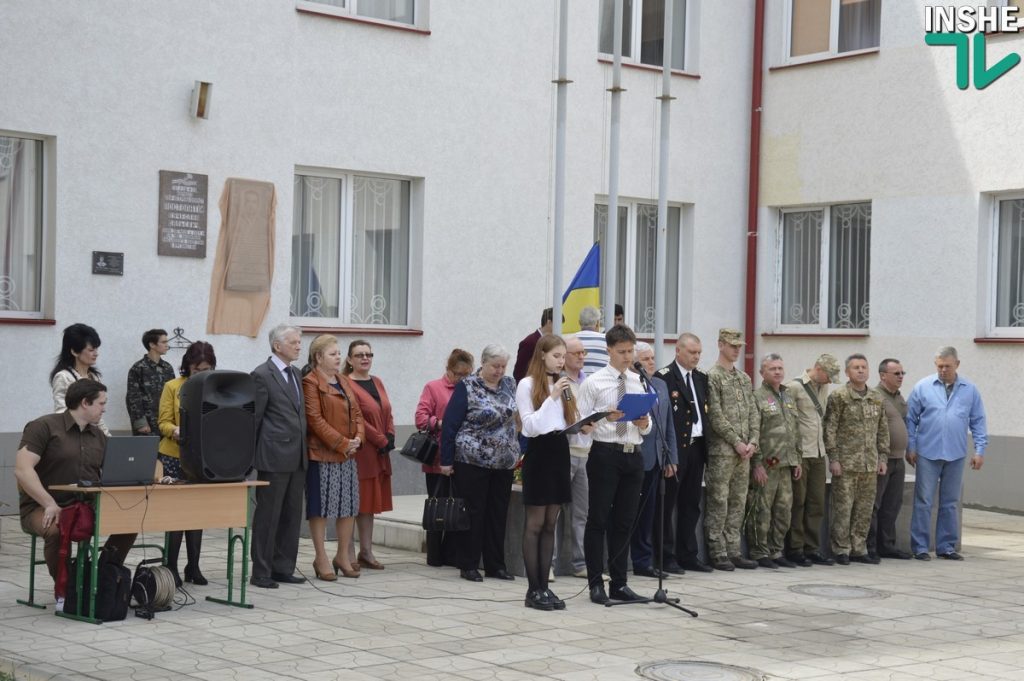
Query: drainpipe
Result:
<box><xmin>743</xmin><ymin>0</ymin><xmax>766</xmax><ymax>377</ymax></box>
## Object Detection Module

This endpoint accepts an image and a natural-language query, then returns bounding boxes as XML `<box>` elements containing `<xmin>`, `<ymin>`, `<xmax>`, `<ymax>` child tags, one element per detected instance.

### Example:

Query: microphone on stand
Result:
<box><xmin>632</xmin><ymin>361</ymin><xmax>653</xmax><ymax>391</ymax></box>
<box><xmin>558</xmin><ymin>371</ymin><xmax>573</xmax><ymax>403</ymax></box>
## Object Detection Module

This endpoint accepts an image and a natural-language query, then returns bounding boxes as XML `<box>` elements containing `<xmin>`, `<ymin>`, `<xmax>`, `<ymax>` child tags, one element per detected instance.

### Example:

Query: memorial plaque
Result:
<box><xmin>158</xmin><ymin>170</ymin><xmax>208</xmax><ymax>257</ymax></box>
<box><xmin>92</xmin><ymin>251</ymin><xmax>124</xmax><ymax>276</ymax></box>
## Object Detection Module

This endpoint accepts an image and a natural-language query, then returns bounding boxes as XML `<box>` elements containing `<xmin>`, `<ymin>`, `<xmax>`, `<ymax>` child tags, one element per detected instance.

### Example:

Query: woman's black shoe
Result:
<box><xmin>484</xmin><ymin>569</ymin><xmax>515</xmax><ymax>581</ymax></box>
<box><xmin>184</xmin><ymin>564</ymin><xmax>208</xmax><ymax>586</ymax></box>
<box><xmin>168</xmin><ymin>566</ymin><xmax>183</xmax><ymax>588</ymax></box>
<box><xmin>460</xmin><ymin>569</ymin><xmax>483</xmax><ymax>582</ymax></box>
<box><xmin>525</xmin><ymin>589</ymin><xmax>554</xmax><ymax>610</ymax></box>
<box><xmin>543</xmin><ymin>589</ymin><xmax>566</xmax><ymax>610</ymax></box>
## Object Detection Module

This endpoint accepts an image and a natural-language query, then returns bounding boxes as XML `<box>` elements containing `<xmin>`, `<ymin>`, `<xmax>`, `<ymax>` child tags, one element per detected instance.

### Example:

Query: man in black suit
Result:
<box><xmin>512</xmin><ymin>307</ymin><xmax>553</xmax><ymax>382</ymax></box>
<box><xmin>655</xmin><ymin>332</ymin><xmax>714</xmax><ymax>573</ymax></box>
<box><xmin>250</xmin><ymin>324</ymin><xmax>308</xmax><ymax>588</ymax></box>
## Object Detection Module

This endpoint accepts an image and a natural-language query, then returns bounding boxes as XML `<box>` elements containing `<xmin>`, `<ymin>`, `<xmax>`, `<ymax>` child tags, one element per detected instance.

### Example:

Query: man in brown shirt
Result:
<box><xmin>15</xmin><ymin>379</ymin><xmax>136</xmax><ymax>585</ymax></box>
<box><xmin>868</xmin><ymin>358</ymin><xmax>912</xmax><ymax>560</ymax></box>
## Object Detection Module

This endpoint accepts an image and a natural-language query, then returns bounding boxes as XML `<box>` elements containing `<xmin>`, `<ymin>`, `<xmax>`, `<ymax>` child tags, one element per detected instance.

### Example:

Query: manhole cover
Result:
<box><xmin>636</xmin><ymin>660</ymin><xmax>766</xmax><ymax>681</ymax></box>
<box><xmin>789</xmin><ymin>583</ymin><xmax>889</xmax><ymax>600</ymax></box>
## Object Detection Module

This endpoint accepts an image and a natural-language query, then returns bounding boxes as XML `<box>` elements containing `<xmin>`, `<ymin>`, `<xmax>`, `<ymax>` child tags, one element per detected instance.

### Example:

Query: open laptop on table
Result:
<box><xmin>79</xmin><ymin>436</ymin><xmax>159</xmax><ymax>487</ymax></box>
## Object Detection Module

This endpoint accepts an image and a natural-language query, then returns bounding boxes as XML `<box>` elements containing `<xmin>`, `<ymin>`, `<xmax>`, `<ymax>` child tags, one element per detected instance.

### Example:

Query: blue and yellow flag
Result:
<box><xmin>561</xmin><ymin>243</ymin><xmax>600</xmax><ymax>334</ymax></box>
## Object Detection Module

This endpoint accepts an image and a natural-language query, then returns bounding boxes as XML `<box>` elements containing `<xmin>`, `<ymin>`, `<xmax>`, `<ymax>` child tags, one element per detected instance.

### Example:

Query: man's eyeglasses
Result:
<box><xmin>351</xmin><ymin>352</ymin><xmax>374</xmax><ymax>359</ymax></box>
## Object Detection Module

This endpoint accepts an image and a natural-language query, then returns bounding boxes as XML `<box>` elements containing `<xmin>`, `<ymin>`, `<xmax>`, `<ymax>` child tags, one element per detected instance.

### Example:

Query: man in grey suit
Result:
<box><xmin>250</xmin><ymin>324</ymin><xmax>308</xmax><ymax>588</ymax></box>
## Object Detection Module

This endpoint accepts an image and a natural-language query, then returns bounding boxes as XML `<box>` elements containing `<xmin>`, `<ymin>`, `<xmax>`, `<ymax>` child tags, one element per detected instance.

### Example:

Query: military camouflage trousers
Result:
<box><xmin>704</xmin><ymin>452</ymin><xmax>750</xmax><ymax>560</ymax></box>
<box><xmin>829</xmin><ymin>470</ymin><xmax>876</xmax><ymax>556</ymax></box>
<box><xmin>745</xmin><ymin>466</ymin><xmax>793</xmax><ymax>560</ymax></box>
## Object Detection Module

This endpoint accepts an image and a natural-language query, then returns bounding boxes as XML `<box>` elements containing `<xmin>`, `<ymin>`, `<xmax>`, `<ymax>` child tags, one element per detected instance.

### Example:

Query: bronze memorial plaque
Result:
<box><xmin>158</xmin><ymin>170</ymin><xmax>208</xmax><ymax>258</ymax></box>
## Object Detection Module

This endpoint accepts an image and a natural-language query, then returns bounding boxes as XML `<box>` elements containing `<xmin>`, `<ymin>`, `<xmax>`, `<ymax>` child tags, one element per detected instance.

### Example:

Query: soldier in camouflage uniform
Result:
<box><xmin>746</xmin><ymin>354</ymin><xmax>802</xmax><ymax>568</ymax></box>
<box><xmin>705</xmin><ymin>329</ymin><xmax>760</xmax><ymax>570</ymax></box>
<box><xmin>125</xmin><ymin>328</ymin><xmax>175</xmax><ymax>435</ymax></box>
<box><xmin>824</xmin><ymin>353</ymin><xmax>889</xmax><ymax>565</ymax></box>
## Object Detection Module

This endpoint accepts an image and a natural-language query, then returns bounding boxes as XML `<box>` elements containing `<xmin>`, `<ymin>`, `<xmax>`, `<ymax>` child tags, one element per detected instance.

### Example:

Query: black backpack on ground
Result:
<box><xmin>64</xmin><ymin>548</ymin><xmax>131</xmax><ymax>621</ymax></box>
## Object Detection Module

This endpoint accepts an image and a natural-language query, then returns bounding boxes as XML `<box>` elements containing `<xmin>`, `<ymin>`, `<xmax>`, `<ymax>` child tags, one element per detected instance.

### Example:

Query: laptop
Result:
<box><xmin>94</xmin><ymin>436</ymin><xmax>160</xmax><ymax>487</ymax></box>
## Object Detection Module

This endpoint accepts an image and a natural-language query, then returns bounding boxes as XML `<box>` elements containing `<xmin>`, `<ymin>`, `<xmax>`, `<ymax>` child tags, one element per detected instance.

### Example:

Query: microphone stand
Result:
<box><xmin>607</xmin><ymin>367</ymin><xmax>697</xmax><ymax>617</ymax></box>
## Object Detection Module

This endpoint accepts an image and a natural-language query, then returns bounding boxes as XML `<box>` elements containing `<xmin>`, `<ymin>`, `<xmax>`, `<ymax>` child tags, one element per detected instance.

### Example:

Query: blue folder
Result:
<box><xmin>616</xmin><ymin>392</ymin><xmax>658</xmax><ymax>421</ymax></box>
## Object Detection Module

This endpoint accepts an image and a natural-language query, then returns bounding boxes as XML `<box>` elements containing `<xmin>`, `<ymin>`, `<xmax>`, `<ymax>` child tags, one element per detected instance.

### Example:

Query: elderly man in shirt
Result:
<box><xmin>560</xmin><ymin>334</ymin><xmax>592</xmax><ymax>578</ymax></box>
<box><xmin>905</xmin><ymin>346</ymin><xmax>988</xmax><ymax>561</ymax></box>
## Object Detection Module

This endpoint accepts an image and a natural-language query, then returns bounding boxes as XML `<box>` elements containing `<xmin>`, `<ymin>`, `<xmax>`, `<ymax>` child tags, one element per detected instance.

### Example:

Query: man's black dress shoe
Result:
<box><xmin>661</xmin><ymin>562</ymin><xmax>686</xmax><ymax>575</ymax></box>
<box><xmin>938</xmin><ymin>551</ymin><xmax>964</xmax><ymax>561</ymax></box>
<box><xmin>271</xmin><ymin>572</ymin><xmax>306</xmax><ymax>584</ymax></box>
<box><xmin>609</xmin><ymin>585</ymin><xmax>645</xmax><ymax>602</ymax></box>
<box><xmin>773</xmin><ymin>556</ymin><xmax>797</xmax><ymax>568</ymax></box>
<box><xmin>850</xmin><ymin>554</ymin><xmax>880</xmax><ymax>565</ymax></box>
<box><xmin>807</xmin><ymin>552</ymin><xmax>835</xmax><ymax>566</ymax></box>
<box><xmin>250</xmin><ymin>576</ymin><xmax>279</xmax><ymax>589</ymax></box>
<box><xmin>590</xmin><ymin>584</ymin><xmax>609</xmax><ymax>604</ymax></box>
<box><xmin>485</xmin><ymin>569</ymin><xmax>515</xmax><ymax>580</ymax></box>
<box><xmin>834</xmin><ymin>553</ymin><xmax>850</xmax><ymax>565</ymax></box>
<box><xmin>914</xmin><ymin>552</ymin><xmax>931</xmax><ymax>561</ymax></box>
<box><xmin>681</xmin><ymin>559</ymin><xmax>713</xmax><ymax>573</ymax></box>
<box><xmin>460</xmin><ymin>569</ymin><xmax>483</xmax><ymax>582</ymax></box>
<box><xmin>633</xmin><ymin>566</ymin><xmax>667</xmax><ymax>578</ymax></box>
<box><xmin>878</xmin><ymin>549</ymin><xmax>912</xmax><ymax>560</ymax></box>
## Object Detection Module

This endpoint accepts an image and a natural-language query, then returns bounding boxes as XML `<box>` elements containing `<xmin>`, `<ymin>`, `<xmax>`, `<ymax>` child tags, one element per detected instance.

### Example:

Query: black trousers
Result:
<box><xmin>868</xmin><ymin>457</ymin><xmax>906</xmax><ymax>554</ymax></box>
<box><xmin>584</xmin><ymin>443</ymin><xmax>644</xmax><ymax>589</ymax></box>
<box><xmin>251</xmin><ymin>468</ymin><xmax>305</xmax><ymax>579</ymax></box>
<box><xmin>453</xmin><ymin>462</ymin><xmax>513</xmax><ymax>572</ymax></box>
<box><xmin>424</xmin><ymin>473</ymin><xmax>459</xmax><ymax>567</ymax></box>
<box><xmin>657</xmin><ymin>438</ymin><xmax>706</xmax><ymax>566</ymax></box>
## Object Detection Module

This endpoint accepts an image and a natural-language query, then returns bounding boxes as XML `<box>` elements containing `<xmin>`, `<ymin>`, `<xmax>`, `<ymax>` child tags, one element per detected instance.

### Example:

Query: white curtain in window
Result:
<box><xmin>996</xmin><ymin>198</ymin><xmax>1024</xmax><ymax>327</ymax></box>
<box><xmin>780</xmin><ymin>210</ymin><xmax>823</xmax><ymax>325</ymax></box>
<box><xmin>828</xmin><ymin>202</ymin><xmax>871</xmax><ymax>329</ymax></box>
<box><xmin>0</xmin><ymin>136</ymin><xmax>42</xmax><ymax>313</ymax></box>
<box><xmin>351</xmin><ymin>176</ymin><xmax>409</xmax><ymax>325</ymax></box>
<box><xmin>291</xmin><ymin>175</ymin><xmax>342</xmax><ymax>318</ymax></box>
<box><xmin>357</xmin><ymin>0</ymin><xmax>414</xmax><ymax>24</ymax></box>
<box><xmin>633</xmin><ymin>204</ymin><xmax>680</xmax><ymax>334</ymax></box>
<box><xmin>598</xmin><ymin>0</ymin><xmax>634</xmax><ymax>58</ymax></box>
<box><xmin>838</xmin><ymin>0</ymin><xmax>881</xmax><ymax>52</ymax></box>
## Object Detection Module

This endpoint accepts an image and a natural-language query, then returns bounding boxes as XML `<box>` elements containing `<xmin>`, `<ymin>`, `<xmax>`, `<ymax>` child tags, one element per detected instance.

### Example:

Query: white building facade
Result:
<box><xmin>1</xmin><ymin>1</ymin><xmax>1021</xmax><ymax>510</ymax></box>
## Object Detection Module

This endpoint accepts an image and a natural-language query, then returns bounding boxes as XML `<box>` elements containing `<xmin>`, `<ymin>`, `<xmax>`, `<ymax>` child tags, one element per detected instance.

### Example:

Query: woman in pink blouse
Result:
<box><xmin>415</xmin><ymin>348</ymin><xmax>474</xmax><ymax>567</ymax></box>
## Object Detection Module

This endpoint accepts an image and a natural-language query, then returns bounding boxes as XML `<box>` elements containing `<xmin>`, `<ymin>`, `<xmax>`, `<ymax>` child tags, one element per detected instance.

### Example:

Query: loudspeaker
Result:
<box><xmin>179</xmin><ymin>370</ymin><xmax>255</xmax><ymax>482</ymax></box>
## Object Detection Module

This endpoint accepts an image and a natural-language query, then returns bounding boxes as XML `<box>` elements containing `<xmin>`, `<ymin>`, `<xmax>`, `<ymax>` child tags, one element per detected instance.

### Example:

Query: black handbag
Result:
<box><xmin>65</xmin><ymin>548</ymin><xmax>131</xmax><ymax>621</ymax></box>
<box><xmin>400</xmin><ymin>430</ymin><xmax>439</xmax><ymax>466</ymax></box>
<box><xmin>422</xmin><ymin>477</ymin><xmax>470</xmax><ymax>532</ymax></box>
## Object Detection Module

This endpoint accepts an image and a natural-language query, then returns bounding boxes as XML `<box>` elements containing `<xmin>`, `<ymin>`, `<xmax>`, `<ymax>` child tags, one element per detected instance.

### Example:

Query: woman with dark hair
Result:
<box><xmin>415</xmin><ymin>348</ymin><xmax>474</xmax><ymax>567</ymax></box>
<box><xmin>343</xmin><ymin>339</ymin><xmax>395</xmax><ymax>570</ymax></box>
<box><xmin>516</xmin><ymin>335</ymin><xmax>579</xmax><ymax>610</ymax></box>
<box><xmin>50</xmin><ymin>323</ymin><xmax>110</xmax><ymax>435</ymax></box>
<box><xmin>156</xmin><ymin>341</ymin><xmax>216</xmax><ymax>587</ymax></box>
<box><xmin>302</xmin><ymin>334</ymin><xmax>364</xmax><ymax>580</ymax></box>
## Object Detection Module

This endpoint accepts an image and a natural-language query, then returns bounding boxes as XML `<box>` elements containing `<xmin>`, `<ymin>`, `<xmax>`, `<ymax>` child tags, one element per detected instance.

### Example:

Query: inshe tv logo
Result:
<box><xmin>925</xmin><ymin>5</ymin><xmax>1022</xmax><ymax>89</ymax></box>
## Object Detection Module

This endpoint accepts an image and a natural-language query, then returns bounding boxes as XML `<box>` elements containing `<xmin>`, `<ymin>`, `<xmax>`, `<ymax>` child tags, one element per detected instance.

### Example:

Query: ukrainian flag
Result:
<box><xmin>561</xmin><ymin>243</ymin><xmax>600</xmax><ymax>334</ymax></box>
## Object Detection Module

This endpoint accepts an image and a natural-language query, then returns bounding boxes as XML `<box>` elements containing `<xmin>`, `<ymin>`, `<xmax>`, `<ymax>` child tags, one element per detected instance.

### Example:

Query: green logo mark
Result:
<box><xmin>926</xmin><ymin>32</ymin><xmax>1021</xmax><ymax>90</ymax></box>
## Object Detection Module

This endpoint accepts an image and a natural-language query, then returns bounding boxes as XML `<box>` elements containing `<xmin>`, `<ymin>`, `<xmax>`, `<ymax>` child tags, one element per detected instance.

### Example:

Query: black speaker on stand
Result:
<box><xmin>179</xmin><ymin>370</ymin><xmax>256</xmax><ymax>482</ymax></box>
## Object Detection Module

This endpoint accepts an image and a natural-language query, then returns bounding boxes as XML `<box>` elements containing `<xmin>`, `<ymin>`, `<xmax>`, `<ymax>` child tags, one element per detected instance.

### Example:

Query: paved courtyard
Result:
<box><xmin>2</xmin><ymin>507</ymin><xmax>1024</xmax><ymax>681</ymax></box>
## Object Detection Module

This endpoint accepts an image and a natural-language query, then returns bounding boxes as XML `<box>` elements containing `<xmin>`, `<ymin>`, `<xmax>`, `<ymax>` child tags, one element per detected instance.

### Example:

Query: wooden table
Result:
<box><xmin>50</xmin><ymin>480</ymin><xmax>268</xmax><ymax>624</ymax></box>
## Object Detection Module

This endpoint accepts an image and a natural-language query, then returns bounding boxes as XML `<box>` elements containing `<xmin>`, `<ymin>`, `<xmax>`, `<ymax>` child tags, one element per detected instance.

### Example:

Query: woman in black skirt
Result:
<box><xmin>515</xmin><ymin>334</ymin><xmax>584</xmax><ymax>610</ymax></box>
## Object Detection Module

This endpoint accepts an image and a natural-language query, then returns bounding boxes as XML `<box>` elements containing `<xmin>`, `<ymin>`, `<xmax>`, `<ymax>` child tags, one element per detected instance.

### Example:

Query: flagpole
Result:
<box><xmin>552</xmin><ymin>0</ymin><xmax>570</xmax><ymax>336</ymax></box>
<box><xmin>604</xmin><ymin>0</ymin><xmax>624</xmax><ymax>331</ymax></box>
<box><xmin>654</xmin><ymin>0</ymin><xmax>676</xmax><ymax>365</ymax></box>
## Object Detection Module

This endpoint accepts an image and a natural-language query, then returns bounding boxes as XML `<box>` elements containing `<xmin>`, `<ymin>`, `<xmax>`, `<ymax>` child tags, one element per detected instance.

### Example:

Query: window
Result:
<box><xmin>291</xmin><ymin>171</ymin><xmax>412</xmax><ymax>327</ymax></box>
<box><xmin>788</xmin><ymin>0</ymin><xmax>880</xmax><ymax>61</ymax></box>
<box><xmin>993</xmin><ymin>196</ymin><xmax>1024</xmax><ymax>330</ymax></box>
<box><xmin>777</xmin><ymin>202</ymin><xmax>871</xmax><ymax>330</ymax></box>
<box><xmin>593</xmin><ymin>200</ymin><xmax>683</xmax><ymax>335</ymax></box>
<box><xmin>0</xmin><ymin>134</ymin><xmax>44</xmax><ymax>317</ymax></box>
<box><xmin>296</xmin><ymin>0</ymin><xmax>427</xmax><ymax>29</ymax></box>
<box><xmin>599</xmin><ymin>0</ymin><xmax>687</xmax><ymax>70</ymax></box>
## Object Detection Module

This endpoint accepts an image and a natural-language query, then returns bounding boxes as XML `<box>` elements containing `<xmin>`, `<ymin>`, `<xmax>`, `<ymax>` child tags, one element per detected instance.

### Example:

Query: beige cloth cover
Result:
<box><xmin>206</xmin><ymin>178</ymin><xmax>276</xmax><ymax>337</ymax></box>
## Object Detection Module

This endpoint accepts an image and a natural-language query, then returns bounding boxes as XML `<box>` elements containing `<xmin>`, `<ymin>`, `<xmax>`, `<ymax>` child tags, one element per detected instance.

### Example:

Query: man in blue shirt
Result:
<box><xmin>905</xmin><ymin>346</ymin><xmax>988</xmax><ymax>561</ymax></box>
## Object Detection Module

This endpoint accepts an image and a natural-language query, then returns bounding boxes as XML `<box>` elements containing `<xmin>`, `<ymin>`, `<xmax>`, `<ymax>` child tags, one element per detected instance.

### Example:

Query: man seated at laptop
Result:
<box><xmin>15</xmin><ymin>378</ymin><xmax>136</xmax><ymax>589</ymax></box>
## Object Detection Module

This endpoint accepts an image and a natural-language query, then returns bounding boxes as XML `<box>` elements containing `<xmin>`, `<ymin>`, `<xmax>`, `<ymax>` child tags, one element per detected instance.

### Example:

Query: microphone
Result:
<box><xmin>558</xmin><ymin>371</ymin><xmax>573</xmax><ymax>403</ymax></box>
<box><xmin>633</xmin><ymin>361</ymin><xmax>652</xmax><ymax>389</ymax></box>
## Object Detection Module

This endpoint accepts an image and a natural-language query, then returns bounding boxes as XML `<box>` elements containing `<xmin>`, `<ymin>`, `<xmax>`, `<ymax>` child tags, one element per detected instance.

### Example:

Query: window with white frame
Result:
<box><xmin>291</xmin><ymin>171</ymin><xmax>411</xmax><ymax>326</ymax></box>
<box><xmin>296</xmin><ymin>0</ymin><xmax>427</xmax><ymax>29</ymax></box>
<box><xmin>598</xmin><ymin>0</ymin><xmax>688</xmax><ymax>70</ymax></box>
<box><xmin>788</xmin><ymin>0</ymin><xmax>880</xmax><ymax>61</ymax></box>
<box><xmin>777</xmin><ymin>202</ymin><xmax>871</xmax><ymax>330</ymax></box>
<box><xmin>0</xmin><ymin>134</ymin><xmax>44</xmax><ymax>317</ymax></box>
<box><xmin>993</xmin><ymin>196</ymin><xmax>1024</xmax><ymax>330</ymax></box>
<box><xmin>593</xmin><ymin>200</ymin><xmax>683</xmax><ymax>334</ymax></box>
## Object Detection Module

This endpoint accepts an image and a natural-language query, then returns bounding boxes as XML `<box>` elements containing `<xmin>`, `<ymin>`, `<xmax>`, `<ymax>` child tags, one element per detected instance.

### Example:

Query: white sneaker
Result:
<box><xmin>55</xmin><ymin>597</ymin><xmax>65</xmax><ymax>613</ymax></box>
